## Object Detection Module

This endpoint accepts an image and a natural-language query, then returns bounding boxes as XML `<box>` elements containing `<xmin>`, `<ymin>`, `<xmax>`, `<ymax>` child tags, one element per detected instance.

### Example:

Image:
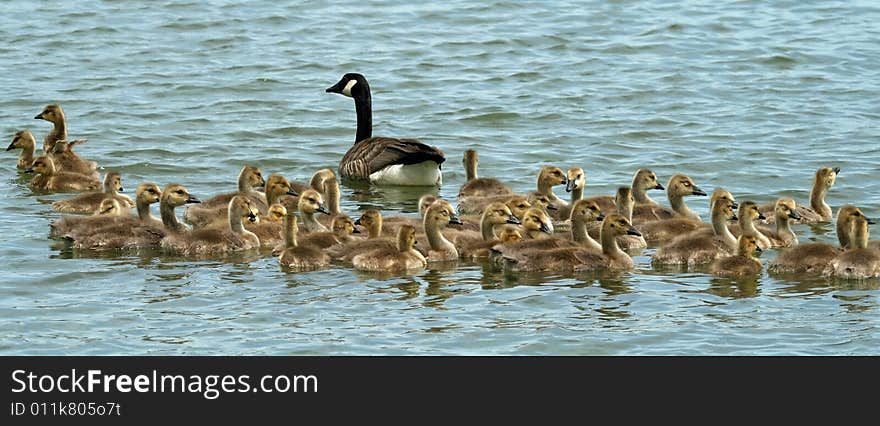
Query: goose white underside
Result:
<box><xmin>369</xmin><ymin>161</ymin><xmax>442</xmax><ymax>186</ymax></box>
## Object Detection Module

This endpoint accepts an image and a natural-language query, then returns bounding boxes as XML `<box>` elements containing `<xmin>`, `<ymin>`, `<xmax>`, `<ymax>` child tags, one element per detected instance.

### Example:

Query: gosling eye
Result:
<box><xmin>176</xmin><ymin>190</ymin><xmax>184</xmax><ymax>195</ymax></box>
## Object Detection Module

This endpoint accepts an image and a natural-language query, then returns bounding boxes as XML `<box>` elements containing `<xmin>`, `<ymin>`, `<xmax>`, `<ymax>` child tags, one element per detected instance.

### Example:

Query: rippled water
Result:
<box><xmin>1</xmin><ymin>0</ymin><xmax>878</xmax><ymax>355</ymax></box>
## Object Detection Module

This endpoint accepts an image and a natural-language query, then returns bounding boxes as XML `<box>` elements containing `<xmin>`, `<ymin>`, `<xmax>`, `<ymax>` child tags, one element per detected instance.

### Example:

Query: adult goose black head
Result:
<box><xmin>326</xmin><ymin>73</ymin><xmax>445</xmax><ymax>186</ymax></box>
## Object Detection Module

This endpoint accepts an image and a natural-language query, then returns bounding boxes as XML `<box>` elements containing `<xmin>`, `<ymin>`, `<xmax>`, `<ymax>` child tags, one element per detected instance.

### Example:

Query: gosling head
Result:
<box><xmin>504</xmin><ymin>196</ymin><xmax>532</xmax><ymax>220</ymax></box>
<box><xmin>498</xmin><ymin>226</ymin><xmax>523</xmax><ymax>244</ymax></box>
<box><xmin>34</xmin><ymin>104</ymin><xmax>64</xmax><ymax>123</ymax></box>
<box><xmin>332</xmin><ymin>215</ymin><xmax>359</xmax><ymax>235</ymax></box>
<box><xmin>396</xmin><ymin>224</ymin><xmax>418</xmax><ymax>252</ymax></box>
<box><xmin>736</xmin><ymin>235</ymin><xmax>762</xmax><ymax>257</ymax></box>
<box><xmin>229</xmin><ymin>195</ymin><xmax>258</xmax><ymax>223</ymax></box>
<box><xmin>615</xmin><ymin>187</ymin><xmax>634</xmax><ymax>209</ymax></box>
<box><xmin>710</xmin><ymin>188</ymin><xmax>738</xmax><ymax>210</ymax></box>
<box><xmin>425</xmin><ymin>200</ymin><xmax>462</xmax><ymax>227</ymax></box>
<box><xmin>667</xmin><ymin>174</ymin><xmax>706</xmax><ymax>197</ymax></box>
<box><xmin>266</xmin><ymin>204</ymin><xmax>288</xmax><ymax>223</ymax></box>
<box><xmin>104</xmin><ymin>172</ymin><xmax>124</xmax><ymax>193</ymax></box>
<box><xmin>713</xmin><ymin>198</ymin><xmax>738</xmax><ymax>221</ymax></box>
<box><xmin>265</xmin><ymin>174</ymin><xmax>298</xmax><ymax>198</ymax></box>
<box><xmin>565</xmin><ymin>167</ymin><xmax>586</xmax><ymax>192</ymax></box>
<box><xmin>538</xmin><ymin>166</ymin><xmax>568</xmax><ymax>187</ymax></box>
<box><xmin>418</xmin><ymin>195</ymin><xmax>439</xmax><ymax>217</ymax></box>
<box><xmin>774</xmin><ymin>198</ymin><xmax>801</xmax><ymax>221</ymax></box>
<box><xmin>602</xmin><ymin>213</ymin><xmax>642</xmax><ymax>237</ymax></box>
<box><xmin>634</xmin><ymin>168</ymin><xmax>665</xmax><ymax>191</ymax></box>
<box><xmin>136</xmin><ymin>183</ymin><xmax>162</xmax><ymax>205</ymax></box>
<box><xmin>298</xmin><ymin>189</ymin><xmax>328</xmax><ymax>215</ymax></box>
<box><xmin>526</xmin><ymin>191</ymin><xmax>557</xmax><ymax>211</ymax></box>
<box><xmin>96</xmin><ymin>198</ymin><xmax>124</xmax><ymax>216</ymax></box>
<box><xmin>570</xmin><ymin>199</ymin><xmax>605</xmax><ymax>223</ymax></box>
<box><xmin>161</xmin><ymin>184</ymin><xmax>201</xmax><ymax>207</ymax></box>
<box><xmin>815</xmin><ymin>167</ymin><xmax>839</xmax><ymax>190</ymax></box>
<box><xmin>522</xmin><ymin>208</ymin><xmax>553</xmax><ymax>235</ymax></box>
<box><xmin>355</xmin><ymin>209</ymin><xmax>382</xmax><ymax>229</ymax></box>
<box><xmin>482</xmin><ymin>202</ymin><xmax>520</xmax><ymax>226</ymax></box>
<box><xmin>241</xmin><ymin>165</ymin><xmax>265</xmax><ymax>188</ymax></box>
<box><xmin>326</xmin><ymin>73</ymin><xmax>370</xmax><ymax>99</ymax></box>
<box><xmin>24</xmin><ymin>155</ymin><xmax>55</xmax><ymax>175</ymax></box>
<box><xmin>7</xmin><ymin>130</ymin><xmax>35</xmax><ymax>151</ymax></box>
<box><xmin>738</xmin><ymin>201</ymin><xmax>766</xmax><ymax>223</ymax></box>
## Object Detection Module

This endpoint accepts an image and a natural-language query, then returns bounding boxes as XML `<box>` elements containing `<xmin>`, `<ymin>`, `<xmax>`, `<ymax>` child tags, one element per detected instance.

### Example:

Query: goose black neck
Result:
<box><xmin>353</xmin><ymin>91</ymin><xmax>372</xmax><ymax>143</ymax></box>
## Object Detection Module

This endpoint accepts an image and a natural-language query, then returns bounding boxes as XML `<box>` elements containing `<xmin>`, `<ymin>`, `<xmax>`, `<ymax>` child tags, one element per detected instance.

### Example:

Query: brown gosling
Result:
<box><xmin>297</xmin><ymin>215</ymin><xmax>360</xmax><ymax>252</ymax></box>
<box><xmin>246</xmin><ymin>203</ymin><xmax>288</xmax><ymax>248</ymax></box>
<box><xmin>278</xmin><ymin>214</ymin><xmax>330</xmax><ymax>269</ymax></box>
<box><xmin>51</xmin><ymin>171</ymin><xmax>135</xmax><ymax>214</ymax></box>
<box><xmin>326</xmin><ymin>210</ymin><xmax>393</xmax><ymax>262</ymax></box>
<box><xmin>503</xmin><ymin>214</ymin><xmax>641</xmax><ymax>272</ymax></box>
<box><xmin>384</xmin><ymin>194</ymin><xmax>440</xmax><ymax>235</ymax></box>
<box><xmin>6</xmin><ymin>130</ymin><xmax>37</xmax><ymax>169</ymax></box>
<box><xmin>64</xmin><ymin>183</ymin><xmax>165</xmax><ymax>249</ymax></box>
<box><xmin>199</xmin><ymin>173</ymin><xmax>298</xmax><ymax>230</ymax></box>
<box><xmin>158</xmin><ymin>184</ymin><xmax>202</xmax><ymax>234</ymax></box>
<box><xmin>535</xmin><ymin>165</ymin><xmax>569</xmax><ymax>207</ymax></box>
<box><xmin>183</xmin><ymin>165</ymin><xmax>267</xmax><ymax>228</ymax></box>
<box><xmin>422</xmin><ymin>200</ymin><xmax>463</xmax><ymax>262</ymax></box>
<box><xmin>757</xmin><ymin>198</ymin><xmax>801</xmax><ymax>247</ymax></box>
<box><xmin>585</xmin><ymin>168</ymin><xmax>666</xmax><ymax>215</ymax></box>
<box><xmin>54</xmin><ymin>182</ymin><xmax>161</xmax><ymax>238</ymax></box>
<box><xmin>633</xmin><ymin>173</ymin><xmax>706</xmax><ymax>224</ymax></box>
<box><xmin>760</xmin><ymin>167</ymin><xmax>840</xmax><ymax>224</ymax></box>
<box><xmin>297</xmin><ymin>189</ymin><xmax>330</xmax><ymax>233</ymax></box>
<box><xmin>457</xmin><ymin>149</ymin><xmax>513</xmax><ymax>198</ymax></box>
<box><xmin>728</xmin><ymin>201</ymin><xmax>771</xmax><ymax>249</ymax></box>
<box><xmin>640</xmin><ymin>189</ymin><xmax>736</xmax><ymax>245</ymax></box>
<box><xmin>767</xmin><ymin>205</ymin><xmax>859</xmax><ymax>275</ymax></box>
<box><xmin>161</xmin><ymin>195</ymin><xmax>260</xmax><ymax>255</ymax></box>
<box><xmin>49</xmin><ymin>198</ymin><xmax>128</xmax><ymax>240</ymax></box>
<box><xmin>710</xmin><ymin>235</ymin><xmax>763</xmax><ymax>277</ymax></box>
<box><xmin>317</xmin><ymin>175</ymin><xmax>343</xmax><ymax>228</ymax></box>
<box><xmin>498</xmin><ymin>227</ymin><xmax>523</xmax><ymax>244</ymax></box>
<box><xmin>283</xmin><ymin>168</ymin><xmax>336</xmax><ymax>211</ymax></box>
<box><xmin>493</xmin><ymin>199</ymin><xmax>604</xmax><ymax>260</ymax></box>
<box><xmin>449</xmin><ymin>202</ymin><xmax>521</xmax><ymax>259</ymax></box>
<box><xmin>519</xmin><ymin>207</ymin><xmax>555</xmax><ymax>239</ymax></box>
<box><xmin>588</xmin><ymin>187</ymin><xmax>648</xmax><ymax>249</ymax></box>
<box><xmin>826</xmin><ymin>213</ymin><xmax>880</xmax><ymax>279</ymax></box>
<box><xmin>352</xmin><ymin>224</ymin><xmax>427</xmax><ymax>272</ymax></box>
<box><xmin>553</xmin><ymin>167</ymin><xmax>586</xmax><ymax>221</ymax></box>
<box><xmin>50</xmin><ymin>139</ymin><xmax>99</xmax><ymax>178</ymax></box>
<box><xmin>25</xmin><ymin>155</ymin><xmax>100</xmax><ymax>192</ymax></box>
<box><xmin>651</xmin><ymin>198</ymin><xmax>738</xmax><ymax>266</ymax></box>
<box><xmin>33</xmin><ymin>104</ymin><xmax>67</xmax><ymax>153</ymax></box>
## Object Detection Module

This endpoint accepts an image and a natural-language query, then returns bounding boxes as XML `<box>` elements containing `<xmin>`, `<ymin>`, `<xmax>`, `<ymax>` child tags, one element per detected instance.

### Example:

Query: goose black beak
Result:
<box><xmin>757</xmin><ymin>212</ymin><xmax>766</xmax><ymax>220</ymax></box>
<box><xmin>34</xmin><ymin>113</ymin><xmax>43</xmax><ymax>120</ymax></box>
<box><xmin>788</xmin><ymin>210</ymin><xmax>802</xmax><ymax>220</ymax></box>
<box><xmin>654</xmin><ymin>183</ymin><xmax>665</xmax><ymax>190</ymax></box>
<box><xmin>539</xmin><ymin>222</ymin><xmax>552</xmax><ymax>234</ymax></box>
<box><xmin>286</xmin><ymin>188</ymin><xmax>299</xmax><ymax>196</ymax></box>
<box><xmin>5</xmin><ymin>142</ymin><xmax>15</xmax><ymax>151</ymax></box>
<box><xmin>506</xmin><ymin>215</ymin><xmax>521</xmax><ymax>225</ymax></box>
<box><xmin>449</xmin><ymin>214</ymin><xmax>463</xmax><ymax>225</ymax></box>
<box><xmin>24</xmin><ymin>167</ymin><xmax>34</xmax><ymax>174</ymax></box>
<box><xmin>546</xmin><ymin>203</ymin><xmax>558</xmax><ymax>211</ymax></box>
<box><xmin>833</xmin><ymin>167</ymin><xmax>841</xmax><ymax>175</ymax></box>
<box><xmin>186</xmin><ymin>195</ymin><xmax>201</xmax><ymax>204</ymax></box>
<box><xmin>316</xmin><ymin>204</ymin><xmax>329</xmax><ymax>215</ymax></box>
<box><xmin>597</xmin><ymin>213</ymin><xmax>606</xmax><ymax>221</ymax></box>
<box><xmin>326</xmin><ymin>79</ymin><xmax>345</xmax><ymax>94</ymax></box>
<box><xmin>692</xmin><ymin>187</ymin><xmax>707</xmax><ymax>196</ymax></box>
<box><xmin>627</xmin><ymin>226</ymin><xmax>642</xmax><ymax>237</ymax></box>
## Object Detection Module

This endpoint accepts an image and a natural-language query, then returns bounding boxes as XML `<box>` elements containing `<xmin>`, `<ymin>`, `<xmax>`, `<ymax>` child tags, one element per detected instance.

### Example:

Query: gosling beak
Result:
<box><xmin>248</xmin><ymin>212</ymin><xmax>258</xmax><ymax>223</ymax></box>
<box><xmin>539</xmin><ymin>222</ymin><xmax>552</xmax><ymax>234</ymax></box>
<box><xmin>755</xmin><ymin>246</ymin><xmax>763</xmax><ymax>254</ymax></box>
<box><xmin>833</xmin><ymin>167</ymin><xmax>841</xmax><ymax>175</ymax></box>
<box><xmin>866</xmin><ymin>217</ymin><xmax>876</xmax><ymax>225</ymax></box>
<box><xmin>546</xmin><ymin>203</ymin><xmax>558</xmax><ymax>211</ymax></box>
<box><xmin>692</xmin><ymin>187</ymin><xmax>707</xmax><ymax>196</ymax></box>
<box><xmin>731</xmin><ymin>201</ymin><xmax>739</xmax><ymax>209</ymax></box>
<box><xmin>286</xmin><ymin>188</ymin><xmax>299</xmax><ymax>196</ymax></box>
<box><xmin>788</xmin><ymin>210</ymin><xmax>802</xmax><ymax>220</ymax></box>
<box><xmin>597</xmin><ymin>213</ymin><xmax>606</xmax><ymax>221</ymax></box>
<box><xmin>5</xmin><ymin>142</ymin><xmax>15</xmax><ymax>151</ymax></box>
<box><xmin>186</xmin><ymin>195</ymin><xmax>201</xmax><ymax>204</ymax></box>
<box><xmin>354</xmin><ymin>218</ymin><xmax>362</xmax><ymax>226</ymax></box>
<box><xmin>506</xmin><ymin>215</ymin><xmax>521</xmax><ymax>225</ymax></box>
<box><xmin>626</xmin><ymin>226</ymin><xmax>642</xmax><ymax>237</ymax></box>
<box><xmin>731</xmin><ymin>214</ymin><xmax>738</xmax><ymax>221</ymax></box>
<box><xmin>118</xmin><ymin>187</ymin><xmax>124</xmax><ymax>192</ymax></box>
<box><xmin>316</xmin><ymin>204</ymin><xmax>329</xmax><ymax>215</ymax></box>
<box><xmin>654</xmin><ymin>183</ymin><xmax>665</xmax><ymax>190</ymax></box>
<box><xmin>352</xmin><ymin>227</ymin><xmax>361</xmax><ymax>234</ymax></box>
<box><xmin>413</xmin><ymin>240</ymin><xmax>418</xmax><ymax>245</ymax></box>
<box><xmin>325</xmin><ymin>79</ymin><xmax>345</xmax><ymax>94</ymax></box>
<box><xmin>565</xmin><ymin>179</ymin><xmax>576</xmax><ymax>192</ymax></box>
<box><xmin>24</xmin><ymin>167</ymin><xmax>34</xmax><ymax>174</ymax></box>
<box><xmin>560</xmin><ymin>176</ymin><xmax>569</xmax><ymax>187</ymax></box>
<box><xmin>449</xmin><ymin>213</ymin><xmax>464</xmax><ymax>225</ymax></box>
<box><xmin>34</xmin><ymin>113</ymin><xmax>44</xmax><ymax>120</ymax></box>
<box><xmin>757</xmin><ymin>212</ymin><xmax>766</xmax><ymax>220</ymax></box>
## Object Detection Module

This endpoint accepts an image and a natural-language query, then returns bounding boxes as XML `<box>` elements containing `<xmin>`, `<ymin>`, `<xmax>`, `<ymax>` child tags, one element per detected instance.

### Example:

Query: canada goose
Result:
<box><xmin>161</xmin><ymin>195</ymin><xmax>260</xmax><ymax>255</ymax></box>
<box><xmin>278</xmin><ymin>213</ymin><xmax>330</xmax><ymax>269</ymax></box>
<box><xmin>65</xmin><ymin>183</ymin><xmax>165</xmax><ymax>249</ymax></box>
<box><xmin>51</xmin><ymin>171</ymin><xmax>135</xmax><ymax>214</ymax></box>
<box><xmin>727</xmin><ymin>201</ymin><xmax>771</xmax><ymax>248</ymax></box>
<box><xmin>651</xmin><ymin>198</ymin><xmax>738</xmax><ymax>266</ymax></box>
<box><xmin>352</xmin><ymin>224</ymin><xmax>427</xmax><ymax>272</ymax></box>
<box><xmin>183</xmin><ymin>165</ymin><xmax>267</xmax><ymax>228</ymax></box>
<box><xmin>710</xmin><ymin>235</ymin><xmax>763</xmax><ymax>277</ymax></box>
<box><xmin>50</xmin><ymin>139</ymin><xmax>99</xmax><ymax>179</ymax></box>
<box><xmin>326</xmin><ymin>73</ymin><xmax>445</xmax><ymax>186</ymax></box>
<box><xmin>33</xmin><ymin>104</ymin><xmax>67</xmax><ymax>153</ymax></box>
<box><xmin>553</xmin><ymin>167</ymin><xmax>586</xmax><ymax>220</ymax></box>
<box><xmin>6</xmin><ymin>130</ymin><xmax>37</xmax><ymax>169</ymax></box>
<box><xmin>458</xmin><ymin>149</ymin><xmax>513</xmax><ymax>198</ymax></box>
<box><xmin>503</xmin><ymin>214</ymin><xmax>641</xmax><ymax>272</ymax></box>
<box><xmin>492</xmin><ymin>199</ymin><xmax>604</xmax><ymax>260</ymax></box>
<box><xmin>448</xmin><ymin>202</ymin><xmax>521</xmax><ymax>258</ymax></box>
<box><xmin>49</xmin><ymin>198</ymin><xmax>128</xmax><ymax>239</ymax></box>
<box><xmin>422</xmin><ymin>200</ymin><xmax>463</xmax><ymax>262</ymax></box>
<box><xmin>25</xmin><ymin>155</ymin><xmax>100</xmax><ymax>192</ymax></box>
<box><xmin>634</xmin><ymin>173</ymin><xmax>706</xmax><ymax>224</ymax></box>
<box><xmin>827</xmin><ymin>213</ymin><xmax>880</xmax><ymax>279</ymax></box>
<box><xmin>767</xmin><ymin>205</ymin><xmax>859</xmax><ymax>275</ymax></box>
<box><xmin>760</xmin><ymin>167</ymin><xmax>840</xmax><ymax>224</ymax></box>
<box><xmin>757</xmin><ymin>198</ymin><xmax>801</xmax><ymax>247</ymax></box>
<box><xmin>159</xmin><ymin>184</ymin><xmax>202</xmax><ymax>234</ymax></box>
<box><xmin>297</xmin><ymin>189</ymin><xmax>330</xmax><ymax>232</ymax></box>
<box><xmin>245</xmin><ymin>204</ymin><xmax>288</xmax><ymax>248</ymax></box>
<box><xmin>586</xmin><ymin>168</ymin><xmax>665</xmax><ymax>214</ymax></box>
<box><xmin>588</xmin><ymin>187</ymin><xmax>648</xmax><ymax>249</ymax></box>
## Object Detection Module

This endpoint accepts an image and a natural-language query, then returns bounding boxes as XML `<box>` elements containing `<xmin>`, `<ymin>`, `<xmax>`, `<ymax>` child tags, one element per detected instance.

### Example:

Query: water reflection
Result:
<box><xmin>343</xmin><ymin>179</ymin><xmax>439</xmax><ymax>213</ymax></box>
<box><xmin>704</xmin><ymin>276</ymin><xmax>760</xmax><ymax>299</ymax></box>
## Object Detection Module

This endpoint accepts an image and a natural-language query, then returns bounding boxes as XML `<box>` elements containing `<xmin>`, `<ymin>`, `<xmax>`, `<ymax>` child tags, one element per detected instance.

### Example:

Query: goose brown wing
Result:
<box><xmin>340</xmin><ymin>137</ymin><xmax>445</xmax><ymax>179</ymax></box>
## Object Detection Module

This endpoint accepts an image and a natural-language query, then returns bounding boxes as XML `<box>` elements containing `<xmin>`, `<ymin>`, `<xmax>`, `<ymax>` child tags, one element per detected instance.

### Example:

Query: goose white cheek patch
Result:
<box><xmin>342</xmin><ymin>79</ymin><xmax>357</xmax><ymax>97</ymax></box>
